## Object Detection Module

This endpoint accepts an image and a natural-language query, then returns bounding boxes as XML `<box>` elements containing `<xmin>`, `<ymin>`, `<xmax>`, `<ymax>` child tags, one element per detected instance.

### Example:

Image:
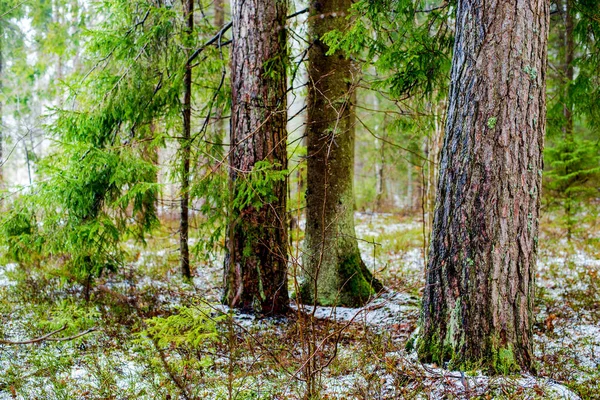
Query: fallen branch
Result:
<box><xmin>0</xmin><ymin>325</ymin><xmax>67</xmax><ymax>345</ymax></box>
<box><xmin>45</xmin><ymin>328</ymin><xmax>98</xmax><ymax>342</ymax></box>
<box><xmin>0</xmin><ymin>325</ymin><xmax>98</xmax><ymax>345</ymax></box>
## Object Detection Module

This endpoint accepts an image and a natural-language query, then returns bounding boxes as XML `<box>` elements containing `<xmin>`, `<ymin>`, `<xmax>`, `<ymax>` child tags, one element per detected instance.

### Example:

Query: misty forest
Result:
<box><xmin>0</xmin><ymin>0</ymin><xmax>599</xmax><ymax>398</ymax></box>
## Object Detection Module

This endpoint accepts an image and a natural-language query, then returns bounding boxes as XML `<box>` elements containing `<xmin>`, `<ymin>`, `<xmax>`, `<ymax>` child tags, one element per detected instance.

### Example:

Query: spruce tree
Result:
<box><xmin>300</xmin><ymin>0</ymin><xmax>381</xmax><ymax>307</ymax></box>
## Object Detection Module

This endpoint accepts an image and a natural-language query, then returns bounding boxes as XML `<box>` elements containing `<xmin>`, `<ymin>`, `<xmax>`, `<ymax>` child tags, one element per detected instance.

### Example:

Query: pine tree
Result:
<box><xmin>223</xmin><ymin>0</ymin><xmax>289</xmax><ymax>315</ymax></box>
<box><xmin>416</xmin><ymin>0</ymin><xmax>549</xmax><ymax>373</ymax></box>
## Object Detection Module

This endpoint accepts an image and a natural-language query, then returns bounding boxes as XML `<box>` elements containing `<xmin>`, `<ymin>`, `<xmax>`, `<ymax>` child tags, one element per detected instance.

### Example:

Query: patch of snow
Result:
<box><xmin>0</xmin><ymin>263</ymin><xmax>18</xmax><ymax>288</ymax></box>
<box><xmin>292</xmin><ymin>291</ymin><xmax>419</xmax><ymax>330</ymax></box>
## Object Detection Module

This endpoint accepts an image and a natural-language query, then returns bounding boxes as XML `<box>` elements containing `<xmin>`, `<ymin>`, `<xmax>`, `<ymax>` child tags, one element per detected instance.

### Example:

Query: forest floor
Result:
<box><xmin>0</xmin><ymin>211</ymin><xmax>599</xmax><ymax>399</ymax></box>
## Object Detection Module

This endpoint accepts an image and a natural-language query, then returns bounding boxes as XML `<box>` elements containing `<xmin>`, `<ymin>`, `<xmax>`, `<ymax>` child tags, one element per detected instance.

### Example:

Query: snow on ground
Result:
<box><xmin>0</xmin><ymin>263</ymin><xmax>17</xmax><ymax>288</ymax></box>
<box><xmin>1</xmin><ymin>212</ymin><xmax>599</xmax><ymax>399</ymax></box>
<box><xmin>292</xmin><ymin>291</ymin><xmax>419</xmax><ymax>331</ymax></box>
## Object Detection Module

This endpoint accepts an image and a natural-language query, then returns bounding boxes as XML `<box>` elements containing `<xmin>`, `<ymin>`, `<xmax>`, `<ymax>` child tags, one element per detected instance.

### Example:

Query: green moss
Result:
<box><xmin>337</xmin><ymin>252</ymin><xmax>375</xmax><ymax>307</ymax></box>
<box><xmin>298</xmin><ymin>249</ymin><xmax>376</xmax><ymax>307</ymax></box>
<box><xmin>417</xmin><ymin>318</ymin><xmax>522</xmax><ymax>375</ymax></box>
<box><xmin>490</xmin><ymin>340</ymin><xmax>520</xmax><ymax>375</ymax></box>
<box><xmin>444</xmin><ymin>299</ymin><xmax>462</xmax><ymax>349</ymax></box>
<box><xmin>487</xmin><ymin>117</ymin><xmax>497</xmax><ymax>129</ymax></box>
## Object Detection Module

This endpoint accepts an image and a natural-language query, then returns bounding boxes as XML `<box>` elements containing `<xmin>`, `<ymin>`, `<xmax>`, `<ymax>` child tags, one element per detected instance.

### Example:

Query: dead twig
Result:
<box><xmin>0</xmin><ymin>325</ymin><xmax>98</xmax><ymax>345</ymax></box>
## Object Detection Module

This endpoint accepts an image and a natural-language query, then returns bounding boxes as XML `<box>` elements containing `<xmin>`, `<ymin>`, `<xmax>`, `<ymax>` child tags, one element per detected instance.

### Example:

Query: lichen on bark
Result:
<box><xmin>223</xmin><ymin>0</ymin><xmax>289</xmax><ymax>315</ymax></box>
<box><xmin>417</xmin><ymin>0</ymin><xmax>549</xmax><ymax>374</ymax></box>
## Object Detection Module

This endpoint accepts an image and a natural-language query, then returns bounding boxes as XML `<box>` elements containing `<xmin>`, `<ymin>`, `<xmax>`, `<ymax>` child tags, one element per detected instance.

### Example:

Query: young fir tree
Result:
<box><xmin>223</xmin><ymin>0</ymin><xmax>289</xmax><ymax>315</ymax></box>
<box><xmin>416</xmin><ymin>0</ymin><xmax>549</xmax><ymax>373</ymax></box>
<box><xmin>300</xmin><ymin>0</ymin><xmax>381</xmax><ymax>307</ymax></box>
<box><xmin>1</xmin><ymin>1</ymin><xmax>174</xmax><ymax>284</ymax></box>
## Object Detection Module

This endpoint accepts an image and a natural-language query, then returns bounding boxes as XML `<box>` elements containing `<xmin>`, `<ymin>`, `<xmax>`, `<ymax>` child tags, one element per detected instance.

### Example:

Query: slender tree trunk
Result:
<box><xmin>0</xmin><ymin>35</ymin><xmax>3</xmax><ymax>189</ymax></box>
<box><xmin>416</xmin><ymin>0</ymin><xmax>548</xmax><ymax>374</ymax></box>
<box><xmin>375</xmin><ymin>95</ymin><xmax>387</xmax><ymax>211</ymax></box>
<box><xmin>180</xmin><ymin>0</ymin><xmax>193</xmax><ymax>279</ymax></box>
<box><xmin>563</xmin><ymin>0</ymin><xmax>575</xmax><ymax>241</ymax></box>
<box><xmin>407</xmin><ymin>159</ymin><xmax>413</xmax><ymax>210</ymax></box>
<box><xmin>223</xmin><ymin>0</ymin><xmax>289</xmax><ymax>315</ymax></box>
<box><xmin>210</xmin><ymin>0</ymin><xmax>225</xmax><ymax>165</ymax></box>
<box><xmin>300</xmin><ymin>0</ymin><xmax>381</xmax><ymax>307</ymax></box>
<box><xmin>214</xmin><ymin>0</ymin><xmax>224</xmax><ymax>27</ymax></box>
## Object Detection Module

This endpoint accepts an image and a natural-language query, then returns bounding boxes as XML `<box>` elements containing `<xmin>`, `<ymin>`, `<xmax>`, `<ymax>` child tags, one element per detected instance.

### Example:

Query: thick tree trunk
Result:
<box><xmin>223</xmin><ymin>0</ymin><xmax>289</xmax><ymax>315</ymax></box>
<box><xmin>300</xmin><ymin>0</ymin><xmax>381</xmax><ymax>307</ymax></box>
<box><xmin>179</xmin><ymin>0</ymin><xmax>193</xmax><ymax>280</ymax></box>
<box><xmin>416</xmin><ymin>0</ymin><xmax>548</xmax><ymax>374</ymax></box>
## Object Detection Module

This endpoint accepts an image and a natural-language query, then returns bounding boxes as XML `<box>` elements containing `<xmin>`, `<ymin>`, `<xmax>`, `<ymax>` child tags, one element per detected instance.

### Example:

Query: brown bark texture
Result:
<box><xmin>223</xmin><ymin>0</ymin><xmax>289</xmax><ymax>314</ymax></box>
<box><xmin>300</xmin><ymin>0</ymin><xmax>381</xmax><ymax>307</ymax></box>
<box><xmin>416</xmin><ymin>0</ymin><xmax>549</xmax><ymax>374</ymax></box>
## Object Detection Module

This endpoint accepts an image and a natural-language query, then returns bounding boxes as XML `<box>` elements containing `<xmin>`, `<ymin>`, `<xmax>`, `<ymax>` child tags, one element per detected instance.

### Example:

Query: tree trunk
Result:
<box><xmin>563</xmin><ymin>0</ymin><xmax>575</xmax><ymax>241</ymax></box>
<box><xmin>416</xmin><ymin>0</ymin><xmax>548</xmax><ymax>374</ymax></box>
<box><xmin>300</xmin><ymin>0</ymin><xmax>381</xmax><ymax>307</ymax></box>
<box><xmin>223</xmin><ymin>0</ymin><xmax>289</xmax><ymax>315</ymax></box>
<box><xmin>375</xmin><ymin>95</ymin><xmax>387</xmax><ymax>212</ymax></box>
<box><xmin>180</xmin><ymin>0</ymin><xmax>193</xmax><ymax>280</ymax></box>
<box><xmin>0</xmin><ymin>35</ymin><xmax>3</xmax><ymax>190</ymax></box>
<box><xmin>214</xmin><ymin>0</ymin><xmax>224</xmax><ymax>28</ymax></box>
<box><xmin>210</xmin><ymin>0</ymin><xmax>226</xmax><ymax>165</ymax></box>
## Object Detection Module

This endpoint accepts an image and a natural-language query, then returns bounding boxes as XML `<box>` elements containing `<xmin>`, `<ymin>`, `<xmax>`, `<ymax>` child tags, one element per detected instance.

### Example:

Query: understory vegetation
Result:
<box><xmin>1</xmin><ymin>0</ymin><xmax>599</xmax><ymax>398</ymax></box>
<box><xmin>1</xmin><ymin>210</ymin><xmax>598</xmax><ymax>399</ymax></box>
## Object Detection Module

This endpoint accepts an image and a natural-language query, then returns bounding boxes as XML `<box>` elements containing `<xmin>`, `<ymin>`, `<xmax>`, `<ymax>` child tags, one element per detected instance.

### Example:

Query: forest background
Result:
<box><xmin>0</xmin><ymin>0</ymin><xmax>599</xmax><ymax>398</ymax></box>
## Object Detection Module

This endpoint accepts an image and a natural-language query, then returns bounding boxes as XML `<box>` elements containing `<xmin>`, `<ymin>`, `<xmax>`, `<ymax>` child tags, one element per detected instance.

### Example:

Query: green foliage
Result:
<box><xmin>0</xmin><ymin>206</ymin><xmax>41</xmax><ymax>264</ymax></box>
<box><xmin>323</xmin><ymin>0</ymin><xmax>453</xmax><ymax>99</ymax></box>
<box><xmin>1</xmin><ymin>0</ymin><xmax>232</xmax><ymax>282</ymax></box>
<box><xmin>232</xmin><ymin>160</ymin><xmax>287</xmax><ymax>211</ymax></box>
<box><xmin>144</xmin><ymin>305</ymin><xmax>226</xmax><ymax>349</ymax></box>
<box><xmin>190</xmin><ymin>164</ymin><xmax>229</xmax><ymax>261</ymax></box>
<box><xmin>544</xmin><ymin>2</ymin><xmax>600</xmax><ymax>235</ymax></box>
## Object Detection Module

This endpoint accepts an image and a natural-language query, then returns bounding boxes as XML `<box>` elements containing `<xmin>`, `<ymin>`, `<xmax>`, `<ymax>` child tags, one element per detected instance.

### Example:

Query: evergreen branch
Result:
<box><xmin>0</xmin><ymin>0</ymin><xmax>29</xmax><ymax>19</ymax></box>
<box><xmin>187</xmin><ymin>21</ymin><xmax>232</xmax><ymax>65</ymax></box>
<box><xmin>355</xmin><ymin>114</ymin><xmax>435</xmax><ymax>165</ymax></box>
<box><xmin>187</xmin><ymin>8</ymin><xmax>308</xmax><ymax>65</ymax></box>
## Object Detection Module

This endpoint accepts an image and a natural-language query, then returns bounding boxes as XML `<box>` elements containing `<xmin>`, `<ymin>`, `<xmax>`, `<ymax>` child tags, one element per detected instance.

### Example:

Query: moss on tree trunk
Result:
<box><xmin>223</xmin><ymin>0</ymin><xmax>289</xmax><ymax>315</ymax></box>
<box><xmin>417</xmin><ymin>0</ymin><xmax>549</xmax><ymax>374</ymax></box>
<box><xmin>300</xmin><ymin>0</ymin><xmax>381</xmax><ymax>308</ymax></box>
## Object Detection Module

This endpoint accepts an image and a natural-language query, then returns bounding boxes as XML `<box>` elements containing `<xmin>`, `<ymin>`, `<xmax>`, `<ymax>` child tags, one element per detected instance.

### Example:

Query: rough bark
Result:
<box><xmin>223</xmin><ymin>0</ymin><xmax>289</xmax><ymax>315</ymax></box>
<box><xmin>416</xmin><ymin>0</ymin><xmax>548</xmax><ymax>374</ymax></box>
<box><xmin>300</xmin><ymin>0</ymin><xmax>381</xmax><ymax>307</ymax></box>
<box><xmin>179</xmin><ymin>0</ymin><xmax>193</xmax><ymax>280</ymax></box>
